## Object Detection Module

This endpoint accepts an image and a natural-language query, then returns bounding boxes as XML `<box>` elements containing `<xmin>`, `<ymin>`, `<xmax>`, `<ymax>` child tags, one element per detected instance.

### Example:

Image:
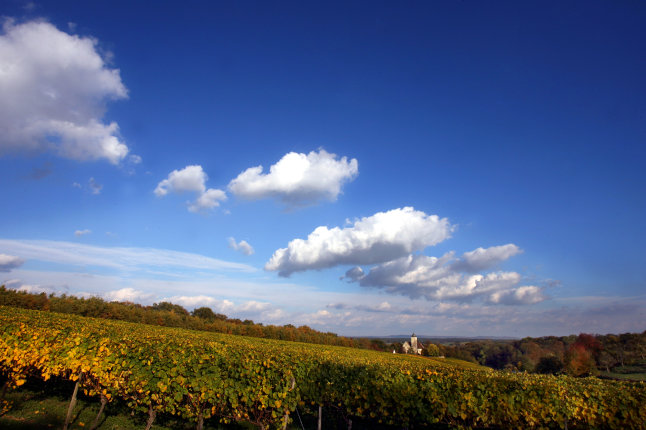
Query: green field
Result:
<box><xmin>1</xmin><ymin>306</ymin><xmax>645</xmax><ymax>429</ymax></box>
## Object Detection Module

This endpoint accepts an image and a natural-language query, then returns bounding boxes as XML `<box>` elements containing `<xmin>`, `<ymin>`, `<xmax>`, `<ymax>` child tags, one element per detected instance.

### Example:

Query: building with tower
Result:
<box><xmin>402</xmin><ymin>333</ymin><xmax>423</xmax><ymax>354</ymax></box>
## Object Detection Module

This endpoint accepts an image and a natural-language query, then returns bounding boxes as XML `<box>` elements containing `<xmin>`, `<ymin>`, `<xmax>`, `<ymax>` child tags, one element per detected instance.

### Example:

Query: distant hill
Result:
<box><xmin>360</xmin><ymin>335</ymin><xmax>519</xmax><ymax>343</ymax></box>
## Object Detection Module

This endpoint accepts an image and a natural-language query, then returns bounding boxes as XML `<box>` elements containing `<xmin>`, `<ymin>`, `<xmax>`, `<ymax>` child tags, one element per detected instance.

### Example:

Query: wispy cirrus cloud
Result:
<box><xmin>0</xmin><ymin>239</ymin><xmax>255</xmax><ymax>273</ymax></box>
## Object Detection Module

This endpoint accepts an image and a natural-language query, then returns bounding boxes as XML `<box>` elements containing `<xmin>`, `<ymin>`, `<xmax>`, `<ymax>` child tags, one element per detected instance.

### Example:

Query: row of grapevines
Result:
<box><xmin>1</xmin><ymin>306</ymin><xmax>644</xmax><ymax>429</ymax></box>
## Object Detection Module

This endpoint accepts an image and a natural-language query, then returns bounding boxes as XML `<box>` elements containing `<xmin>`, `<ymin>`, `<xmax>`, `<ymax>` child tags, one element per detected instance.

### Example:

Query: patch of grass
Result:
<box><xmin>611</xmin><ymin>364</ymin><xmax>646</xmax><ymax>374</ymax></box>
<box><xmin>599</xmin><ymin>371</ymin><xmax>646</xmax><ymax>382</ymax></box>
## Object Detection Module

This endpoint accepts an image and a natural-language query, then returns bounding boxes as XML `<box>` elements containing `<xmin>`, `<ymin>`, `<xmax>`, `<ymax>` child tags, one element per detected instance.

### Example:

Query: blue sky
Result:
<box><xmin>0</xmin><ymin>0</ymin><xmax>644</xmax><ymax>336</ymax></box>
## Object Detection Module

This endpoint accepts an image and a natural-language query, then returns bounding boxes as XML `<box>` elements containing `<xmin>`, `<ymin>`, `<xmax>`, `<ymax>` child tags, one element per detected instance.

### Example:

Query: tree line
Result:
<box><xmin>3</xmin><ymin>285</ymin><xmax>641</xmax><ymax>377</ymax></box>
<box><xmin>0</xmin><ymin>286</ymin><xmax>376</xmax><ymax>349</ymax></box>
<box><xmin>431</xmin><ymin>331</ymin><xmax>646</xmax><ymax>378</ymax></box>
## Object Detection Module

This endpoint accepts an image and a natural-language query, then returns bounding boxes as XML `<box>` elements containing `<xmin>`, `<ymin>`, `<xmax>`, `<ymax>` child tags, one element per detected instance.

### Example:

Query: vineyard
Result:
<box><xmin>1</xmin><ymin>306</ymin><xmax>644</xmax><ymax>429</ymax></box>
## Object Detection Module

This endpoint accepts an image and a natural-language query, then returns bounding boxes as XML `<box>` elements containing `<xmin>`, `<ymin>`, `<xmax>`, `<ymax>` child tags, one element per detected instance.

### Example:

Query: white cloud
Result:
<box><xmin>355</xmin><ymin>301</ymin><xmax>393</xmax><ymax>313</ymax></box>
<box><xmin>189</xmin><ymin>188</ymin><xmax>227</xmax><ymax>212</ymax></box>
<box><xmin>155</xmin><ymin>165</ymin><xmax>226</xmax><ymax>212</ymax></box>
<box><xmin>228</xmin><ymin>149</ymin><xmax>358</xmax><ymax>207</ymax></box>
<box><xmin>0</xmin><ymin>239</ymin><xmax>256</xmax><ymax>273</ymax></box>
<box><xmin>162</xmin><ymin>295</ymin><xmax>281</xmax><ymax>321</ymax></box>
<box><xmin>451</xmin><ymin>244</ymin><xmax>522</xmax><ymax>272</ymax></box>
<box><xmin>5</xmin><ymin>263</ymin><xmax>643</xmax><ymax>337</ymax></box>
<box><xmin>0</xmin><ymin>20</ymin><xmax>129</xmax><ymax>164</ymax></box>
<box><xmin>341</xmin><ymin>266</ymin><xmax>365</xmax><ymax>282</ymax></box>
<box><xmin>165</xmin><ymin>295</ymin><xmax>235</xmax><ymax>313</ymax></box>
<box><xmin>487</xmin><ymin>285</ymin><xmax>546</xmax><ymax>305</ymax></box>
<box><xmin>266</xmin><ymin>207</ymin><xmax>453</xmax><ymax>276</ymax></box>
<box><xmin>128</xmin><ymin>154</ymin><xmax>142</xmax><ymax>164</ymax></box>
<box><xmin>89</xmin><ymin>177</ymin><xmax>102</xmax><ymax>195</ymax></box>
<box><xmin>228</xmin><ymin>237</ymin><xmax>254</xmax><ymax>256</ymax></box>
<box><xmin>18</xmin><ymin>284</ymin><xmax>56</xmax><ymax>295</ymax></box>
<box><xmin>104</xmin><ymin>287</ymin><xmax>155</xmax><ymax>303</ymax></box>
<box><xmin>359</xmin><ymin>253</ymin><xmax>457</xmax><ymax>296</ymax></box>
<box><xmin>154</xmin><ymin>165</ymin><xmax>208</xmax><ymax>196</ymax></box>
<box><xmin>237</xmin><ymin>300</ymin><xmax>271</xmax><ymax>312</ymax></box>
<box><xmin>74</xmin><ymin>229</ymin><xmax>91</xmax><ymax>237</ymax></box>
<box><xmin>0</xmin><ymin>254</ymin><xmax>25</xmax><ymax>272</ymax></box>
<box><xmin>356</xmin><ymin>244</ymin><xmax>543</xmax><ymax>305</ymax></box>
<box><xmin>2</xmin><ymin>278</ymin><xmax>58</xmax><ymax>295</ymax></box>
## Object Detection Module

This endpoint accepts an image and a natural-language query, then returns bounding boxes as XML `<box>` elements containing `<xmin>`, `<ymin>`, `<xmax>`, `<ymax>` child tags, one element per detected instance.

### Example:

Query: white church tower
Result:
<box><xmin>411</xmin><ymin>333</ymin><xmax>418</xmax><ymax>352</ymax></box>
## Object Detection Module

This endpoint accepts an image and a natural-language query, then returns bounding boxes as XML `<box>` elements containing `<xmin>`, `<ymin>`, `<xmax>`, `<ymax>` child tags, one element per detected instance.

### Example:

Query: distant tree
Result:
<box><xmin>565</xmin><ymin>344</ymin><xmax>597</xmax><ymax>377</ymax></box>
<box><xmin>598</xmin><ymin>349</ymin><xmax>618</xmax><ymax>373</ymax></box>
<box><xmin>151</xmin><ymin>301</ymin><xmax>189</xmax><ymax>315</ymax></box>
<box><xmin>369</xmin><ymin>339</ymin><xmax>388</xmax><ymax>352</ymax></box>
<box><xmin>422</xmin><ymin>343</ymin><xmax>440</xmax><ymax>357</ymax></box>
<box><xmin>192</xmin><ymin>307</ymin><xmax>217</xmax><ymax>321</ymax></box>
<box><xmin>536</xmin><ymin>356</ymin><xmax>564</xmax><ymax>374</ymax></box>
<box><xmin>575</xmin><ymin>333</ymin><xmax>602</xmax><ymax>360</ymax></box>
<box><xmin>485</xmin><ymin>344</ymin><xmax>516</xmax><ymax>370</ymax></box>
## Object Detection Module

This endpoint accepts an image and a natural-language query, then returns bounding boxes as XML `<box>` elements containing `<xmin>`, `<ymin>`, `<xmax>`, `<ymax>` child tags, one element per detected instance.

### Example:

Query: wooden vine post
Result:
<box><xmin>144</xmin><ymin>403</ymin><xmax>156</xmax><ymax>430</ymax></box>
<box><xmin>197</xmin><ymin>408</ymin><xmax>204</xmax><ymax>430</ymax></box>
<box><xmin>281</xmin><ymin>374</ymin><xmax>297</xmax><ymax>430</ymax></box>
<box><xmin>63</xmin><ymin>371</ymin><xmax>84</xmax><ymax>430</ymax></box>
<box><xmin>318</xmin><ymin>405</ymin><xmax>322</xmax><ymax>430</ymax></box>
<box><xmin>89</xmin><ymin>394</ymin><xmax>108</xmax><ymax>430</ymax></box>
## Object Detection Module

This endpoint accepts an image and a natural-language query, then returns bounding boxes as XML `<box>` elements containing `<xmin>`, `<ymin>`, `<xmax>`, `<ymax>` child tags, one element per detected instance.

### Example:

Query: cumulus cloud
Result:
<box><xmin>0</xmin><ymin>254</ymin><xmax>25</xmax><ymax>272</ymax></box>
<box><xmin>189</xmin><ymin>188</ymin><xmax>227</xmax><ymax>212</ymax></box>
<box><xmin>163</xmin><ymin>295</ymin><xmax>282</xmax><ymax>321</ymax></box>
<box><xmin>0</xmin><ymin>20</ymin><xmax>130</xmax><ymax>164</ymax></box>
<box><xmin>228</xmin><ymin>149</ymin><xmax>358</xmax><ymax>207</ymax></box>
<box><xmin>2</xmin><ymin>278</ymin><xmax>63</xmax><ymax>296</ymax></box>
<box><xmin>356</xmin><ymin>301</ymin><xmax>392</xmax><ymax>313</ymax></box>
<box><xmin>487</xmin><ymin>286</ymin><xmax>545</xmax><ymax>305</ymax></box>
<box><xmin>266</xmin><ymin>207</ymin><xmax>453</xmax><ymax>276</ymax></box>
<box><xmin>154</xmin><ymin>165</ymin><xmax>226</xmax><ymax>212</ymax></box>
<box><xmin>228</xmin><ymin>237</ymin><xmax>254</xmax><ymax>256</ymax></box>
<box><xmin>451</xmin><ymin>244</ymin><xmax>522</xmax><ymax>272</ymax></box>
<box><xmin>104</xmin><ymin>287</ymin><xmax>155</xmax><ymax>303</ymax></box>
<box><xmin>355</xmin><ymin>244</ymin><xmax>543</xmax><ymax>305</ymax></box>
<box><xmin>341</xmin><ymin>266</ymin><xmax>365</xmax><ymax>282</ymax></box>
<box><xmin>155</xmin><ymin>165</ymin><xmax>207</xmax><ymax>196</ymax></box>
<box><xmin>163</xmin><ymin>295</ymin><xmax>235</xmax><ymax>313</ymax></box>
<box><xmin>74</xmin><ymin>229</ymin><xmax>91</xmax><ymax>237</ymax></box>
<box><xmin>359</xmin><ymin>253</ymin><xmax>457</xmax><ymax>297</ymax></box>
<box><xmin>18</xmin><ymin>283</ymin><xmax>56</xmax><ymax>295</ymax></box>
<box><xmin>237</xmin><ymin>300</ymin><xmax>271</xmax><ymax>312</ymax></box>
